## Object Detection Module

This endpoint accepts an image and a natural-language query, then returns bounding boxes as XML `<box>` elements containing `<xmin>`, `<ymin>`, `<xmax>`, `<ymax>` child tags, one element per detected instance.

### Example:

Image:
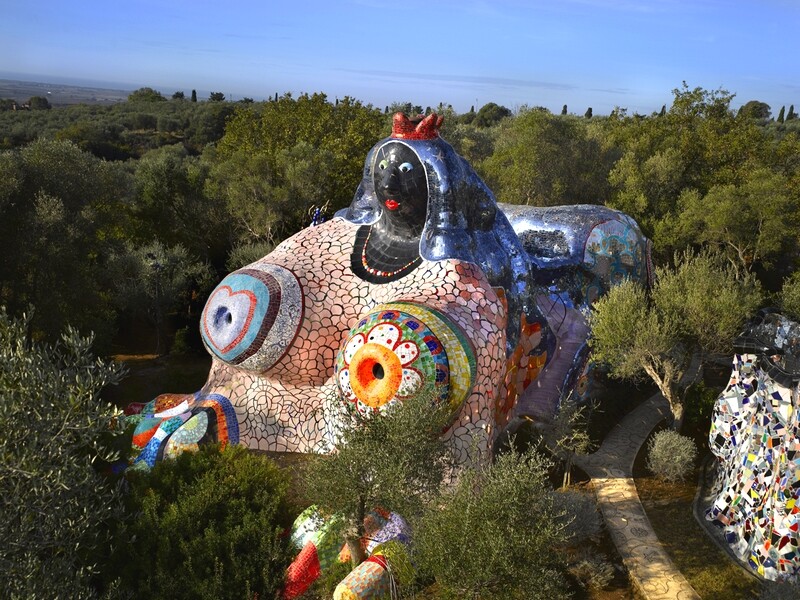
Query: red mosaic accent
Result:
<box><xmin>390</xmin><ymin>112</ymin><xmax>443</xmax><ymax>140</ymax></box>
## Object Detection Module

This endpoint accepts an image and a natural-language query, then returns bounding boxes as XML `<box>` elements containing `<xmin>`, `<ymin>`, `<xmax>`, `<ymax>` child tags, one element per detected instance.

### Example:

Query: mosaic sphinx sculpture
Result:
<box><xmin>129</xmin><ymin>112</ymin><xmax>650</xmax><ymax>470</ymax></box>
<box><xmin>126</xmin><ymin>113</ymin><xmax>650</xmax><ymax>595</ymax></box>
<box><xmin>707</xmin><ymin>311</ymin><xmax>800</xmax><ymax>581</ymax></box>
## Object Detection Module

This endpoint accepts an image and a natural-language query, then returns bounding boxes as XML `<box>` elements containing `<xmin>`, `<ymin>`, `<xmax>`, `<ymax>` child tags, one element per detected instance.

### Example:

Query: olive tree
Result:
<box><xmin>0</xmin><ymin>308</ymin><xmax>126</xmax><ymax>598</ymax></box>
<box><xmin>109</xmin><ymin>241</ymin><xmax>214</xmax><ymax>354</ymax></box>
<box><xmin>303</xmin><ymin>395</ymin><xmax>452</xmax><ymax>567</ymax></box>
<box><xmin>589</xmin><ymin>251</ymin><xmax>762</xmax><ymax>429</ymax></box>
<box><xmin>666</xmin><ymin>168</ymin><xmax>797</xmax><ymax>276</ymax></box>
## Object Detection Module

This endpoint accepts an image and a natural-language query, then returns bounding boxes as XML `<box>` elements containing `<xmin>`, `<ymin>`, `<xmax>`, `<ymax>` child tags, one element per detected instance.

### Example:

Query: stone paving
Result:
<box><xmin>574</xmin><ymin>394</ymin><xmax>701</xmax><ymax>600</ymax></box>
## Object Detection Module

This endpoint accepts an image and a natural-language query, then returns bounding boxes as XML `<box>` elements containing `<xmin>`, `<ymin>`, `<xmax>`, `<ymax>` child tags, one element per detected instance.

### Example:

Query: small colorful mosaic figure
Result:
<box><xmin>708</xmin><ymin>311</ymin><xmax>800</xmax><ymax>582</ymax></box>
<box><xmin>125</xmin><ymin>113</ymin><xmax>650</xmax><ymax>596</ymax></box>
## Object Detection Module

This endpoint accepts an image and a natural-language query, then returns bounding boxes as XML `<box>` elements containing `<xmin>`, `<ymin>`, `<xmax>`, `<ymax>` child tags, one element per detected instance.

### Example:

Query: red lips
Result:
<box><xmin>385</xmin><ymin>199</ymin><xmax>400</xmax><ymax>211</ymax></box>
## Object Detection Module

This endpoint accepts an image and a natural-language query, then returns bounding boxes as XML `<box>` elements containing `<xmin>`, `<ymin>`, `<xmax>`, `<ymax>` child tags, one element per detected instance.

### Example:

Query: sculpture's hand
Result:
<box><xmin>126</xmin><ymin>392</ymin><xmax>239</xmax><ymax>469</ymax></box>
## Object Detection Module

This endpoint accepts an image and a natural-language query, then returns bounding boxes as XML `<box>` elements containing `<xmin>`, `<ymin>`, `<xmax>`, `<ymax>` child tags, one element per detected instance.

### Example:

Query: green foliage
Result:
<box><xmin>303</xmin><ymin>394</ymin><xmax>451</xmax><ymax>563</ymax></box>
<box><xmin>209</xmin><ymin>91</ymin><xmax>226</xmax><ymax>102</ymax></box>
<box><xmin>664</xmin><ymin>168</ymin><xmax>798</xmax><ymax>274</ymax></box>
<box><xmin>656</xmin><ymin>251</ymin><xmax>763</xmax><ymax>355</ymax></box>
<box><xmin>215</xmin><ymin>93</ymin><xmax>385</xmax><ymax>240</ymax></box>
<box><xmin>111</xmin><ymin>444</ymin><xmax>294</xmax><ymax>600</ymax></box>
<box><xmin>543</xmin><ymin>396</ymin><xmax>594</xmax><ymax>487</ymax></box>
<box><xmin>225</xmin><ymin>240</ymin><xmax>276</xmax><ymax>271</ymax></box>
<box><xmin>590</xmin><ymin>250</ymin><xmax>762</xmax><ymax>426</ymax></box>
<box><xmin>128</xmin><ymin>87</ymin><xmax>167</xmax><ymax>102</ymax></box>
<box><xmin>0</xmin><ymin>139</ymin><xmax>131</xmax><ymax>347</ymax></box>
<box><xmin>55</xmin><ymin>120</ymin><xmax>132</xmax><ymax>160</ymax></box>
<box><xmin>780</xmin><ymin>271</ymin><xmax>800</xmax><ymax>321</ymax></box>
<box><xmin>738</xmin><ymin>100</ymin><xmax>771</xmax><ymax>120</ymax></box>
<box><xmin>131</xmin><ymin>144</ymin><xmax>228</xmax><ymax>261</ymax></box>
<box><xmin>170</xmin><ymin>326</ymin><xmax>192</xmax><ymax>355</ymax></box>
<box><xmin>0</xmin><ymin>308</ymin><xmax>126</xmax><ymax>599</ymax></box>
<box><xmin>554</xmin><ymin>488</ymin><xmax>603</xmax><ymax>544</ymax></box>
<box><xmin>414</xmin><ymin>447</ymin><xmax>570</xmax><ymax>599</ymax></box>
<box><xmin>484</xmin><ymin>107</ymin><xmax>612</xmax><ymax>206</ymax></box>
<box><xmin>646</xmin><ymin>429</ymin><xmax>698</xmax><ymax>483</ymax></box>
<box><xmin>109</xmin><ymin>240</ymin><xmax>214</xmax><ymax>353</ymax></box>
<box><xmin>441</xmin><ymin>121</ymin><xmax>498</xmax><ymax>168</ymax></box>
<box><xmin>683</xmin><ymin>380</ymin><xmax>721</xmax><ymax>435</ymax></box>
<box><xmin>605</xmin><ymin>83</ymin><xmax>772</xmax><ymax>259</ymax></box>
<box><xmin>474</xmin><ymin>102</ymin><xmax>512</xmax><ymax>127</ymax></box>
<box><xmin>28</xmin><ymin>95</ymin><xmax>52</xmax><ymax>110</ymax></box>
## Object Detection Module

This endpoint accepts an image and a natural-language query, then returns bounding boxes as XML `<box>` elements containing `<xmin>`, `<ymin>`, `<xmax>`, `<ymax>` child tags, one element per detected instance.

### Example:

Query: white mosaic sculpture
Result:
<box><xmin>708</xmin><ymin>311</ymin><xmax>800</xmax><ymax>581</ymax></box>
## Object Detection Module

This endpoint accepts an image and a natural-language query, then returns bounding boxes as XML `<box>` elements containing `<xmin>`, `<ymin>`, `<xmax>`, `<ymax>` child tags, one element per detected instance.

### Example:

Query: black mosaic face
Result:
<box><xmin>372</xmin><ymin>142</ymin><xmax>428</xmax><ymax>226</ymax></box>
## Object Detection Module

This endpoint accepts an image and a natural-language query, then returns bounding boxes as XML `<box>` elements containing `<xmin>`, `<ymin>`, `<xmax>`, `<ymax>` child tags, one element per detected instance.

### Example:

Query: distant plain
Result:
<box><xmin>0</xmin><ymin>78</ymin><xmax>132</xmax><ymax>105</ymax></box>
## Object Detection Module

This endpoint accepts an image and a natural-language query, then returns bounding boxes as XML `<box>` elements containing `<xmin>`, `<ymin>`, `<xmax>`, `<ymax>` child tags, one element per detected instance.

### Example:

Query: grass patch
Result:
<box><xmin>634</xmin><ymin>440</ymin><xmax>762</xmax><ymax>600</ymax></box>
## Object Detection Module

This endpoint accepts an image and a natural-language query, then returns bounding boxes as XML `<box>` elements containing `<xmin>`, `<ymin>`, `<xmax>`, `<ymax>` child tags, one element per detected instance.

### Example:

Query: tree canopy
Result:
<box><xmin>128</xmin><ymin>87</ymin><xmax>167</xmax><ymax>102</ymax></box>
<box><xmin>589</xmin><ymin>251</ymin><xmax>762</xmax><ymax>428</ymax></box>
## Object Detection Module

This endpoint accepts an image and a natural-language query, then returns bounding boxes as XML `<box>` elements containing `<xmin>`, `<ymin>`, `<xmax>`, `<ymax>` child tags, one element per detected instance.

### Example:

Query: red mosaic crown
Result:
<box><xmin>391</xmin><ymin>112</ymin><xmax>443</xmax><ymax>140</ymax></box>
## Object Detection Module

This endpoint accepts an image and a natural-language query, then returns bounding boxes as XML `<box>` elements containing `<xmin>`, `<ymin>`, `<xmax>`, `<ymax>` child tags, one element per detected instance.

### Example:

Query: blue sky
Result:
<box><xmin>2</xmin><ymin>0</ymin><xmax>798</xmax><ymax>115</ymax></box>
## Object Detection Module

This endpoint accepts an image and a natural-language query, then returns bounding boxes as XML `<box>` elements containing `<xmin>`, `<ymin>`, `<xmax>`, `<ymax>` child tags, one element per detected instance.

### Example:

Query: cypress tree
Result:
<box><xmin>584</xmin><ymin>107</ymin><xmax>593</xmax><ymax>119</ymax></box>
<box><xmin>190</xmin><ymin>89</ymin><xmax>197</xmax><ymax>102</ymax></box>
<box><xmin>788</xmin><ymin>105</ymin><xmax>797</xmax><ymax>121</ymax></box>
<box><xmin>660</xmin><ymin>104</ymin><xmax>667</xmax><ymax>117</ymax></box>
<box><xmin>778</xmin><ymin>106</ymin><xmax>785</xmax><ymax>123</ymax></box>
<box><xmin>561</xmin><ymin>104</ymin><xmax>567</xmax><ymax>115</ymax></box>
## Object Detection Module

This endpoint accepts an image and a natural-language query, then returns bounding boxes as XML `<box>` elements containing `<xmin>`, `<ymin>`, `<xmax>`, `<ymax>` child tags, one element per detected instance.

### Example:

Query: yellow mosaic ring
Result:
<box><xmin>381</xmin><ymin>302</ymin><xmax>477</xmax><ymax>413</ymax></box>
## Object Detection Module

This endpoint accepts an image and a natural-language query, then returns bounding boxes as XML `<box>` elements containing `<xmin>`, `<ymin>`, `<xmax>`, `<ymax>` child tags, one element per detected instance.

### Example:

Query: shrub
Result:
<box><xmin>0</xmin><ymin>307</ymin><xmax>126</xmax><ymax>599</ymax></box>
<box><xmin>683</xmin><ymin>380</ymin><xmax>720</xmax><ymax>434</ymax></box>
<box><xmin>554</xmin><ymin>488</ymin><xmax>603</xmax><ymax>545</ymax></box>
<box><xmin>225</xmin><ymin>241</ymin><xmax>276</xmax><ymax>272</ymax></box>
<box><xmin>780</xmin><ymin>272</ymin><xmax>800</xmax><ymax>322</ymax></box>
<box><xmin>111</xmin><ymin>444</ymin><xmax>295</xmax><ymax>600</ymax></box>
<box><xmin>170</xmin><ymin>326</ymin><xmax>191</xmax><ymax>355</ymax></box>
<box><xmin>646</xmin><ymin>430</ymin><xmax>698</xmax><ymax>483</ymax></box>
<box><xmin>568</xmin><ymin>553</ymin><xmax>616</xmax><ymax>591</ymax></box>
<box><xmin>304</xmin><ymin>393</ymin><xmax>451</xmax><ymax>567</ymax></box>
<box><xmin>414</xmin><ymin>448</ymin><xmax>570</xmax><ymax>599</ymax></box>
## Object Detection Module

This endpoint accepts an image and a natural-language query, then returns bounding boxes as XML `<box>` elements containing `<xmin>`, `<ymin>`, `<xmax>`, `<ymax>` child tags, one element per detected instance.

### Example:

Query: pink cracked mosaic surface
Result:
<box><xmin>197</xmin><ymin>216</ymin><xmax>507</xmax><ymax>465</ymax></box>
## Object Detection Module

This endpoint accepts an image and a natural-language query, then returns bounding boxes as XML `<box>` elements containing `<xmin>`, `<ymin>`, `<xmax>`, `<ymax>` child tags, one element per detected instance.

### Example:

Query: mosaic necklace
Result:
<box><xmin>361</xmin><ymin>226</ymin><xmax>422</xmax><ymax>278</ymax></box>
